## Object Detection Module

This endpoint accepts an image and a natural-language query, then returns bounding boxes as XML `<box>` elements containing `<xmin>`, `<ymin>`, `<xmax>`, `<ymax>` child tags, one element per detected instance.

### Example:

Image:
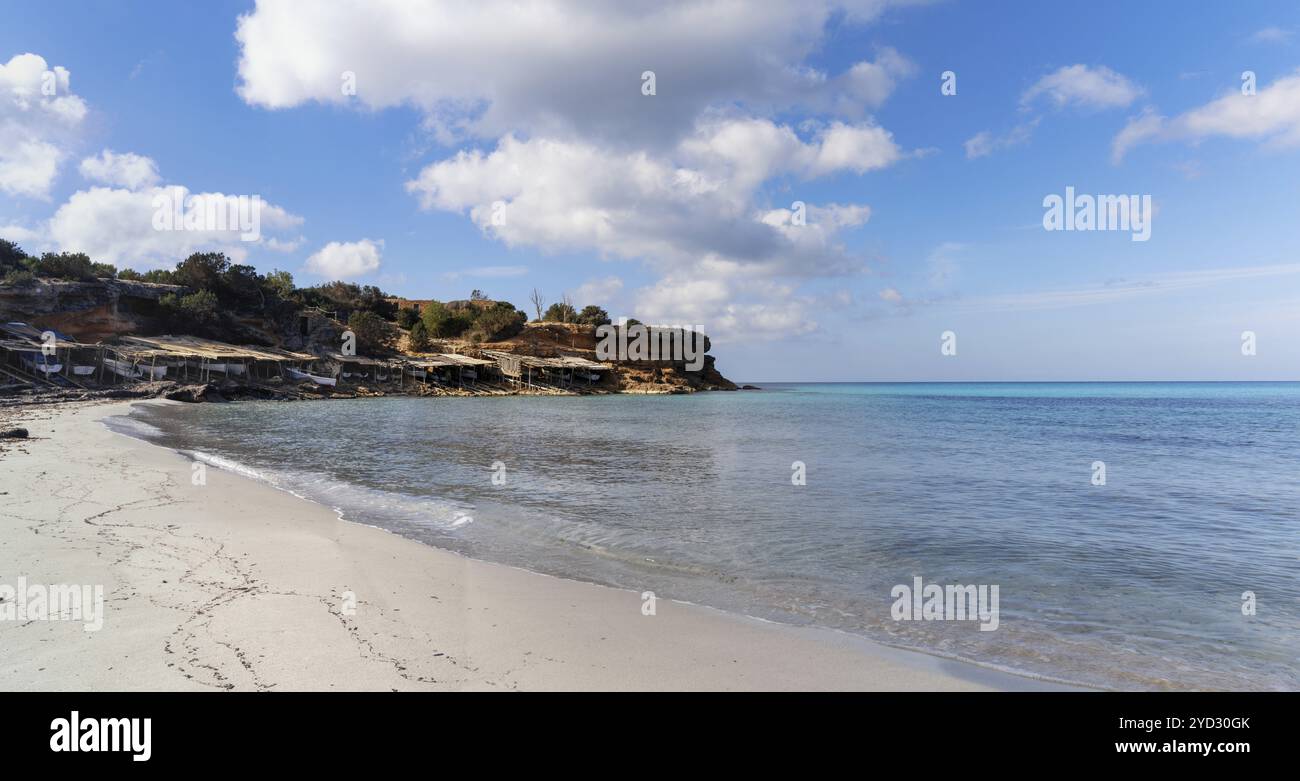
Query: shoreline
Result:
<box><xmin>0</xmin><ymin>400</ymin><xmax>1077</xmax><ymax>691</ymax></box>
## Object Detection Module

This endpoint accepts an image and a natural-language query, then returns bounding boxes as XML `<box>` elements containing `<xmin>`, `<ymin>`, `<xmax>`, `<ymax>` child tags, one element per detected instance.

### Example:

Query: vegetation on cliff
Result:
<box><xmin>0</xmin><ymin>239</ymin><xmax>736</xmax><ymax>392</ymax></box>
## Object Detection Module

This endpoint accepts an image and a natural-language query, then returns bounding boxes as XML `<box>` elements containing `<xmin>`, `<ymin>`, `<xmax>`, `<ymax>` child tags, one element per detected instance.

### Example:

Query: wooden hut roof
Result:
<box><xmin>117</xmin><ymin>335</ymin><xmax>315</xmax><ymax>362</ymax></box>
<box><xmin>434</xmin><ymin>353</ymin><xmax>494</xmax><ymax>367</ymax></box>
<box><xmin>0</xmin><ymin>322</ymin><xmax>94</xmax><ymax>350</ymax></box>
<box><xmin>482</xmin><ymin>350</ymin><xmax>608</xmax><ymax>370</ymax></box>
<box><xmin>327</xmin><ymin>353</ymin><xmax>387</xmax><ymax>366</ymax></box>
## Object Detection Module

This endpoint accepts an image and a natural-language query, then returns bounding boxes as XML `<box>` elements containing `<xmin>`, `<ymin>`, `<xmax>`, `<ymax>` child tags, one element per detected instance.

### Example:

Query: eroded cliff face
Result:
<box><xmin>0</xmin><ymin>279</ymin><xmax>183</xmax><ymax>342</ymax></box>
<box><xmin>471</xmin><ymin>322</ymin><xmax>737</xmax><ymax>392</ymax></box>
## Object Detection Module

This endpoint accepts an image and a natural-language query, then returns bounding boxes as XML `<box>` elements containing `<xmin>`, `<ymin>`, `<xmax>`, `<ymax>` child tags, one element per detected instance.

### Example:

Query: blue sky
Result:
<box><xmin>3</xmin><ymin>1</ymin><xmax>1300</xmax><ymax>381</ymax></box>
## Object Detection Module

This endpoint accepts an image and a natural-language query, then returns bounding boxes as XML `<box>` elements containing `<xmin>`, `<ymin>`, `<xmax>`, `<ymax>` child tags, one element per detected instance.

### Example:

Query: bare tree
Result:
<box><xmin>560</xmin><ymin>292</ymin><xmax>574</xmax><ymax>323</ymax></box>
<box><xmin>530</xmin><ymin>287</ymin><xmax>545</xmax><ymax>321</ymax></box>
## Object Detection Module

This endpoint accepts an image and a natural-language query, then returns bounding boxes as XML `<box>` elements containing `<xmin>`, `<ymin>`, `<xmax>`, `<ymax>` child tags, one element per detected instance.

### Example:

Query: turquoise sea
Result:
<box><xmin>114</xmin><ymin>382</ymin><xmax>1300</xmax><ymax>690</ymax></box>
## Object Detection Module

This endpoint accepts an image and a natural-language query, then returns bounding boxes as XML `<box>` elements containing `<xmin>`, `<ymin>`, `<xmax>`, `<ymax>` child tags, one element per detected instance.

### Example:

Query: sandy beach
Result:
<box><xmin>0</xmin><ymin>400</ymin><xmax>1069</xmax><ymax>691</ymax></box>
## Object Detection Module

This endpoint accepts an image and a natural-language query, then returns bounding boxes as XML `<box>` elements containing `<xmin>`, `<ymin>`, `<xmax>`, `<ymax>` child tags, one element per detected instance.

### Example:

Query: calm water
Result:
<box><xmin>113</xmin><ymin>383</ymin><xmax>1300</xmax><ymax>690</ymax></box>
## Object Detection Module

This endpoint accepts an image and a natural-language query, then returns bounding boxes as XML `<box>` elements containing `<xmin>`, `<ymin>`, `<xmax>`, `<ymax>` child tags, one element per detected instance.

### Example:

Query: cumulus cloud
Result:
<box><xmin>1022</xmin><ymin>64</ymin><xmax>1142</xmax><ymax>110</ymax></box>
<box><xmin>236</xmin><ymin>0</ymin><xmax>917</xmax><ymax>149</ymax></box>
<box><xmin>0</xmin><ymin>53</ymin><xmax>88</xmax><ymax>199</ymax></box>
<box><xmin>834</xmin><ymin>47</ymin><xmax>918</xmax><ymax>111</ymax></box>
<box><xmin>403</xmin><ymin>120</ymin><xmax>888</xmax><ymax>336</ymax></box>
<box><xmin>47</xmin><ymin>184</ymin><xmax>303</xmax><ymax>267</ymax></box>
<box><xmin>572</xmin><ymin>276</ymin><xmax>625</xmax><ymax>309</ymax></box>
<box><xmin>239</xmin><ymin>0</ymin><xmax>918</xmax><ymax>338</ymax></box>
<box><xmin>78</xmin><ymin>150</ymin><xmax>161</xmax><ymax>190</ymax></box>
<box><xmin>304</xmin><ymin>238</ymin><xmax>383</xmax><ymax>279</ymax></box>
<box><xmin>1111</xmin><ymin>71</ymin><xmax>1300</xmax><ymax>162</ymax></box>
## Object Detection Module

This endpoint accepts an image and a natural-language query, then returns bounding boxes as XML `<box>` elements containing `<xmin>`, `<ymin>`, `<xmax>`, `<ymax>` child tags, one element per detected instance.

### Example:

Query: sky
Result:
<box><xmin>3</xmin><ymin>0</ymin><xmax>1300</xmax><ymax>382</ymax></box>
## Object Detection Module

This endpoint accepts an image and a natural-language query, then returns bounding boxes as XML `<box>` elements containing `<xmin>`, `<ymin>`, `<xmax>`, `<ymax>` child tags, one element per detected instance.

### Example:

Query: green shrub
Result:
<box><xmin>33</xmin><ymin>252</ymin><xmax>96</xmax><ymax>281</ymax></box>
<box><xmin>408</xmin><ymin>319</ymin><xmax>432</xmax><ymax>352</ymax></box>
<box><xmin>347</xmin><ymin>310</ymin><xmax>397</xmax><ymax>354</ymax></box>
<box><xmin>421</xmin><ymin>300</ymin><xmax>473</xmax><ymax>338</ymax></box>
<box><xmin>543</xmin><ymin>302</ymin><xmax>577</xmax><ymax>323</ymax></box>
<box><xmin>577</xmin><ymin>305</ymin><xmax>610</xmax><ymax>326</ymax></box>
<box><xmin>467</xmin><ymin>306</ymin><xmax>526</xmax><ymax>342</ymax></box>
<box><xmin>2</xmin><ymin>269</ymin><xmax>36</xmax><ymax>286</ymax></box>
<box><xmin>396</xmin><ymin>306</ymin><xmax>420</xmax><ymax>330</ymax></box>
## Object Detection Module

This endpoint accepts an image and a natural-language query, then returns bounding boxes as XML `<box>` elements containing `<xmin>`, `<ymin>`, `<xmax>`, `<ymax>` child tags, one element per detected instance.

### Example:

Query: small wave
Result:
<box><xmin>192</xmin><ymin>450</ymin><xmax>476</xmax><ymax>534</ymax></box>
<box><xmin>188</xmin><ymin>450</ymin><xmax>268</xmax><ymax>482</ymax></box>
<box><xmin>101</xmin><ymin>414</ymin><xmax>164</xmax><ymax>440</ymax></box>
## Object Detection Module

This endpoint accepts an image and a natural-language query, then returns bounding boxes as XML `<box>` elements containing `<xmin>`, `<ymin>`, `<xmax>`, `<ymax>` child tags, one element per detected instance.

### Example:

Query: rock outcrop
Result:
<box><xmin>0</xmin><ymin>278</ymin><xmax>185</xmax><ymax>342</ymax></box>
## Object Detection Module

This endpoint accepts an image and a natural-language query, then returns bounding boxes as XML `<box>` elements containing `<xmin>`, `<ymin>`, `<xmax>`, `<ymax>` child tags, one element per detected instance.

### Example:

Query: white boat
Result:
<box><xmin>72</xmin><ymin>365</ymin><xmax>96</xmax><ymax>376</ymax></box>
<box><xmin>21</xmin><ymin>354</ymin><xmax>62</xmax><ymax>375</ymax></box>
<box><xmin>103</xmin><ymin>358</ymin><xmax>142</xmax><ymax>379</ymax></box>
<box><xmin>286</xmin><ymin>367</ymin><xmax>337</xmax><ymax>387</ymax></box>
<box><xmin>187</xmin><ymin>360</ymin><xmax>228</xmax><ymax>374</ymax></box>
<box><xmin>144</xmin><ymin>365</ymin><xmax>168</xmax><ymax>379</ymax></box>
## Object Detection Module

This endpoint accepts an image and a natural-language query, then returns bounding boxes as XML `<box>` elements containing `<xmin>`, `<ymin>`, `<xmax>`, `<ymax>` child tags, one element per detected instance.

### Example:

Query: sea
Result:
<box><xmin>109</xmin><ymin>382</ymin><xmax>1300</xmax><ymax>690</ymax></box>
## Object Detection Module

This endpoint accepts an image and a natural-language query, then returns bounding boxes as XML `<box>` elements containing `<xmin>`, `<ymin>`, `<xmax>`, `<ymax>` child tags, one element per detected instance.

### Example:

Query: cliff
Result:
<box><xmin>449</xmin><ymin>322</ymin><xmax>737</xmax><ymax>393</ymax></box>
<box><xmin>0</xmin><ymin>278</ymin><xmax>183</xmax><ymax>343</ymax></box>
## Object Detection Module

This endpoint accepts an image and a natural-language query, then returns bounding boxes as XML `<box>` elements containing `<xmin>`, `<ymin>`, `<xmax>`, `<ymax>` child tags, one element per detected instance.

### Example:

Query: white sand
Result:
<box><xmin>0</xmin><ymin>400</ymin><xmax>1070</xmax><ymax>691</ymax></box>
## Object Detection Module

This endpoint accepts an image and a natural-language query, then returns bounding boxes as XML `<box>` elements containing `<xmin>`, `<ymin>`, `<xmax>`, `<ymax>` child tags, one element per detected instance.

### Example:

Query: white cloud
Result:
<box><xmin>239</xmin><ymin>1</ymin><xmax>919</xmax><ymax>338</ymax></box>
<box><xmin>304</xmin><ymin>239</ymin><xmax>383</xmax><ymax>279</ymax></box>
<box><xmin>236</xmin><ymin>0</ymin><xmax>916</xmax><ymax>149</ymax></box>
<box><xmin>405</xmin><ymin>121</ymin><xmax>887</xmax><ymax>337</ymax></box>
<box><xmin>572</xmin><ymin>276</ymin><xmax>624</xmax><ymax>308</ymax></box>
<box><xmin>878</xmin><ymin>287</ymin><xmax>902</xmax><ymax>303</ymax></box>
<box><xmin>407</xmin><ymin>121</ymin><xmax>887</xmax><ymax>272</ymax></box>
<box><xmin>836</xmin><ymin>47</ymin><xmax>918</xmax><ymax>111</ymax></box>
<box><xmin>963</xmin><ymin>118</ymin><xmax>1039</xmax><ymax>159</ymax></box>
<box><xmin>47</xmin><ymin>185</ymin><xmax>303</xmax><ymax>268</ymax></box>
<box><xmin>0</xmin><ymin>53</ymin><xmax>88</xmax><ymax>199</ymax></box>
<box><xmin>0</xmin><ymin>223</ymin><xmax>44</xmax><ymax>245</ymax></box>
<box><xmin>1249</xmin><ymin>27</ymin><xmax>1293</xmax><ymax>44</ymax></box>
<box><xmin>1022</xmin><ymin>65</ymin><xmax>1142</xmax><ymax>110</ymax></box>
<box><xmin>79</xmin><ymin>150</ymin><xmax>161</xmax><ymax>190</ymax></box>
<box><xmin>1111</xmin><ymin>71</ymin><xmax>1300</xmax><ymax>162</ymax></box>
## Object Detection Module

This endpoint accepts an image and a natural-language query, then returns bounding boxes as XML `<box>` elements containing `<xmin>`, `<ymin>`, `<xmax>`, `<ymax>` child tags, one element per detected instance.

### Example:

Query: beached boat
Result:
<box><xmin>21</xmin><ymin>353</ymin><xmax>62</xmax><ymax>375</ymax></box>
<box><xmin>286</xmin><ymin>367</ymin><xmax>337</xmax><ymax>387</ymax></box>
<box><xmin>185</xmin><ymin>360</ymin><xmax>230</xmax><ymax>374</ymax></box>
<box><xmin>103</xmin><ymin>358</ymin><xmax>142</xmax><ymax>379</ymax></box>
